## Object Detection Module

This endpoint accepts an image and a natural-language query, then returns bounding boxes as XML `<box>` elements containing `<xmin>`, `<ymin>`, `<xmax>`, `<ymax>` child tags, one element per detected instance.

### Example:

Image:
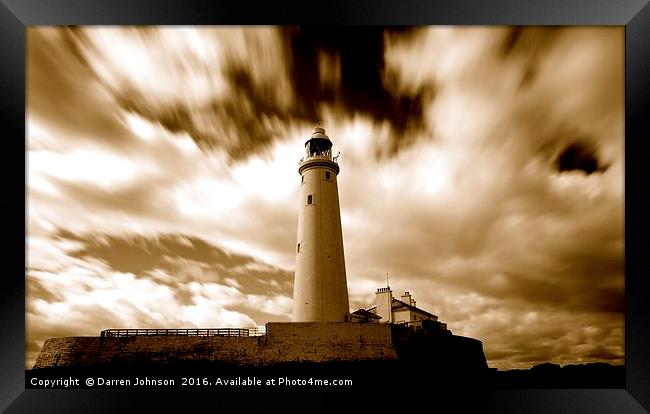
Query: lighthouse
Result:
<box><xmin>293</xmin><ymin>124</ymin><xmax>350</xmax><ymax>322</ymax></box>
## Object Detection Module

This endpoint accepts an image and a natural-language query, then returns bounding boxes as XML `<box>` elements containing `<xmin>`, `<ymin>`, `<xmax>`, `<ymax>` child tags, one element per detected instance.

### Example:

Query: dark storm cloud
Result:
<box><xmin>65</xmin><ymin>26</ymin><xmax>291</xmax><ymax>162</ymax></box>
<box><xmin>280</xmin><ymin>26</ymin><xmax>434</xmax><ymax>150</ymax></box>
<box><xmin>55</xmin><ymin>230</ymin><xmax>293</xmax><ymax>297</ymax></box>
<box><xmin>57</xmin><ymin>27</ymin><xmax>434</xmax><ymax>162</ymax></box>
<box><xmin>555</xmin><ymin>140</ymin><xmax>605</xmax><ymax>174</ymax></box>
<box><xmin>523</xmin><ymin>121</ymin><xmax>612</xmax><ymax>176</ymax></box>
<box><xmin>57</xmin><ymin>230</ymin><xmax>250</xmax><ymax>274</ymax></box>
<box><xmin>110</xmin><ymin>71</ymin><xmax>292</xmax><ymax>162</ymax></box>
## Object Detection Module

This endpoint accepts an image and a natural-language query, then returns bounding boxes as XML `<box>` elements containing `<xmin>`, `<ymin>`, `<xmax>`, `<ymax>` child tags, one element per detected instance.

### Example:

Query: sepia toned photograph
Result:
<box><xmin>25</xmin><ymin>25</ymin><xmax>624</xmax><ymax>389</ymax></box>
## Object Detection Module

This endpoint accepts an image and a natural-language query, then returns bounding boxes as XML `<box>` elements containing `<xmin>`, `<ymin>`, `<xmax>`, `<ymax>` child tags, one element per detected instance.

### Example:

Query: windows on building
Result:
<box><xmin>297</xmin><ymin>243</ymin><xmax>300</xmax><ymax>253</ymax></box>
<box><xmin>307</xmin><ymin>195</ymin><xmax>313</xmax><ymax>205</ymax></box>
<box><xmin>325</xmin><ymin>171</ymin><xmax>331</xmax><ymax>180</ymax></box>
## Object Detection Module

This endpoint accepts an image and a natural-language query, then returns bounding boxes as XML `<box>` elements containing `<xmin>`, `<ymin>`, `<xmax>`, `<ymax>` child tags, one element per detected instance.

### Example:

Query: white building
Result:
<box><xmin>354</xmin><ymin>286</ymin><xmax>448</xmax><ymax>331</ymax></box>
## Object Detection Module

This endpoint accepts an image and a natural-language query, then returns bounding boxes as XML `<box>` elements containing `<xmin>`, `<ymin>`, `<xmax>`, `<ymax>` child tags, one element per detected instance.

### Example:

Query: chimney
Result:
<box><xmin>401</xmin><ymin>291</ymin><xmax>413</xmax><ymax>306</ymax></box>
<box><xmin>375</xmin><ymin>287</ymin><xmax>393</xmax><ymax>323</ymax></box>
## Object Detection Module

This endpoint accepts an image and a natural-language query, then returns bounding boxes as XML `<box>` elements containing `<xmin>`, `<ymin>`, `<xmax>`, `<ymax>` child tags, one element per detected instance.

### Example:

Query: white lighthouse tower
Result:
<box><xmin>293</xmin><ymin>124</ymin><xmax>350</xmax><ymax>322</ymax></box>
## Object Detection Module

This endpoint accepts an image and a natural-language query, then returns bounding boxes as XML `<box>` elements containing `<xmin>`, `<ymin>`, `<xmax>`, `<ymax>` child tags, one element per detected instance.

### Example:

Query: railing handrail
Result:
<box><xmin>299</xmin><ymin>150</ymin><xmax>339</xmax><ymax>164</ymax></box>
<box><xmin>100</xmin><ymin>327</ymin><xmax>266</xmax><ymax>338</ymax></box>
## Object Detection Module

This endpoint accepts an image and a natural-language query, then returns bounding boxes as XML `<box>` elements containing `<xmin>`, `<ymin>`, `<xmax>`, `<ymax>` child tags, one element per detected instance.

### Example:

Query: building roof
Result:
<box><xmin>392</xmin><ymin>299</ymin><xmax>437</xmax><ymax>318</ymax></box>
<box><xmin>366</xmin><ymin>298</ymin><xmax>437</xmax><ymax>319</ymax></box>
<box><xmin>352</xmin><ymin>308</ymin><xmax>382</xmax><ymax>319</ymax></box>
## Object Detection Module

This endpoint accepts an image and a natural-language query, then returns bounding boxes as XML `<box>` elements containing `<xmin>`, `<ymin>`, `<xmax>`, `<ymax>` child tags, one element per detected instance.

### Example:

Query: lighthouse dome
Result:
<box><xmin>310</xmin><ymin>126</ymin><xmax>330</xmax><ymax>140</ymax></box>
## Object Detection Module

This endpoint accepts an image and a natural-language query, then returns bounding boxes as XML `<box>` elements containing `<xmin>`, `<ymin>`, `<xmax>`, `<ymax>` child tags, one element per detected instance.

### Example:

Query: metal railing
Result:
<box><xmin>100</xmin><ymin>327</ymin><xmax>266</xmax><ymax>338</ymax></box>
<box><xmin>299</xmin><ymin>150</ymin><xmax>340</xmax><ymax>164</ymax></box>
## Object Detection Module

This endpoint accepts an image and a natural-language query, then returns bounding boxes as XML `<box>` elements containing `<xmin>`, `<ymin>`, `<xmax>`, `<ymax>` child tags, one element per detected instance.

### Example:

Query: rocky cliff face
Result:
<box><xmin>390</xmin><ymin>323</ymin><xmax>489</xmax><ymax>370</ymax></box>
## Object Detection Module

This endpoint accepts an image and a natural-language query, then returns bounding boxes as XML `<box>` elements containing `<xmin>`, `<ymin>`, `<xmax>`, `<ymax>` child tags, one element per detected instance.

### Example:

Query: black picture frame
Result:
<box><xmin>2</xmin><ymin>0</ymin><xmax>649</xmax><ymax>412</ymax></box>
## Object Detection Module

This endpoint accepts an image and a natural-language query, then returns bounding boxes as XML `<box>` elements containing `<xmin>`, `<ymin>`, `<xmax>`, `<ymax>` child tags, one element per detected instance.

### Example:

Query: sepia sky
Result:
<box><xmin>26</xmin><ymin>26</ymin><xmax>624</xmax><ymax>370</ymax></box>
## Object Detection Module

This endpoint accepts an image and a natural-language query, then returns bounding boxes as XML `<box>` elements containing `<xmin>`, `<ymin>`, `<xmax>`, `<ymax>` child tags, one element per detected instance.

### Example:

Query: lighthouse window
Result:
<box><xmin>297</xmin><ymin>243</ymin><xmax>300</xmax><ymax>253</ymax></box>
<box><xmin>301</xmin><ymin>175</ymin><xmax>305</xmax><ymax>184</ymax></box>
<box><xmin>325</xmin><ymin>172</ymin><xmax>331</xmax><ymax>180</ymax></box>
<box><xmin>307</xmin><ymin>195</ymin><xmax>313</xmax><ymax>205</ymax></box>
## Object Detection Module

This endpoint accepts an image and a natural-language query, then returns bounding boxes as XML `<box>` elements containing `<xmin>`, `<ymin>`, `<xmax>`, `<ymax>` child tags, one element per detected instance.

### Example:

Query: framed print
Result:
<box><xmin>2</xmin><ymin>0</ymin><xmax>649</xmax><ymax>412</ymax></box>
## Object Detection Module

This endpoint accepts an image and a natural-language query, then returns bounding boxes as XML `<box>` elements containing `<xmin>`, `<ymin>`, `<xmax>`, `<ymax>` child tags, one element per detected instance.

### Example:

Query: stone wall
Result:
<box><xmin>33</xmin><ymin>322</ymin><xmax>399</xmax><ymax>369</ymax></box>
